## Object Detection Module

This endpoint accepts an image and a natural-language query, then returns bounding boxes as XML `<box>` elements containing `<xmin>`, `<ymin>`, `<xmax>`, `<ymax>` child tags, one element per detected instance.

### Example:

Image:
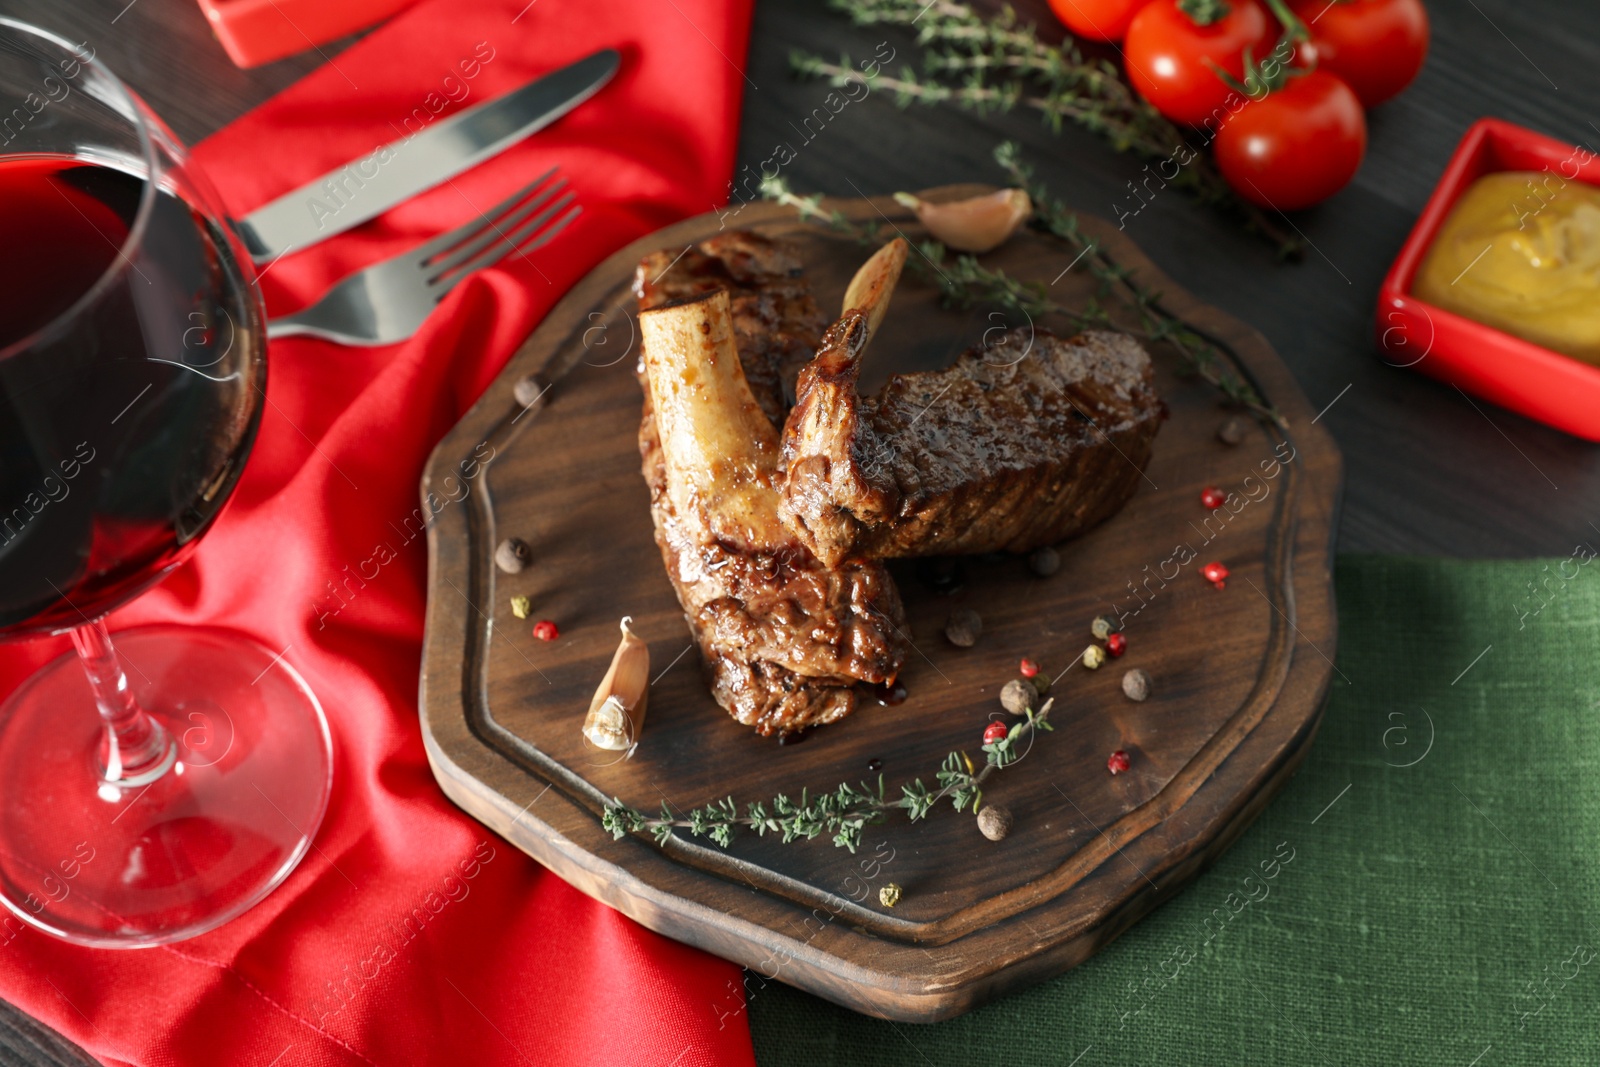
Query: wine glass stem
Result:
<box><xmin>70</xmin><ymin>620</ymin><xmax>176</xmax><ymax>785</ymax></box>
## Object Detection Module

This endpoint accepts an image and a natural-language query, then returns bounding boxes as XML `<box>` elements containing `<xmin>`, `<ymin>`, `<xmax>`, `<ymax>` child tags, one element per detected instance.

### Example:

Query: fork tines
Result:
<box><xmin>420</xmin><ymin>168</ymin><xmax>581</xmax><ymax>294</ymax></box>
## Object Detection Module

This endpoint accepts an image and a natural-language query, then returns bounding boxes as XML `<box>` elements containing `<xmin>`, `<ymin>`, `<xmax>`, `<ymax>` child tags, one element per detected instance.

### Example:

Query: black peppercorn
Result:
<box><xmin>495</xmin><ymin>537</ymin><xmax>532</xmax><ymax>574</ymax></box>
<box><xmin>945</xmin><ymin>608</ymin><xmax>983</xmax><ymax>647</ymax></box>
<box><xmin>1028</xmin><ymin>546</ymin><xmax>1060</xmax><ymax>577</ymax></box>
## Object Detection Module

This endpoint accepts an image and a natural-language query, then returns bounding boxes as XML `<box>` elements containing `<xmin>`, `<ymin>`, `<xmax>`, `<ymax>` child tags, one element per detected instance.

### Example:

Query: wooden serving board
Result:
<box><xmin>418</xmin><ymin>186</ymin><xmax>1342</xmax><ymax>1022</ymax></box>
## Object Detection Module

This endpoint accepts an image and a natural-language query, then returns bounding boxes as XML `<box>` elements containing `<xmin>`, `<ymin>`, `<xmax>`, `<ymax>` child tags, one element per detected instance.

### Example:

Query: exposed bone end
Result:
<box><xmin>639</xmin><ymin>289</ymin><xmax>790</xmax><ymax>552</ymax></box>
<box><xmin>842</xmin><ymin>238</ymin><xmax>908</xmax><ymax>350</ymax></box>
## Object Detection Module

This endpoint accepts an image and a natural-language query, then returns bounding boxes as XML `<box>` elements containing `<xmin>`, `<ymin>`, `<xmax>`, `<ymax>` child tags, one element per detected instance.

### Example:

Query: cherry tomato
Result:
<box><xmin>1213</xmin><ymin>69</ymin><xmax>1367</xmax><ymax>210</ymax></box>
<box><xmin>1124</xmin><ymin>0</ymin><xmax>1274</xmax><ymax>126</ymax></box>
<box><xmin>1290</xmin><ymin>0</ymin><xmax>1429</xmax><ymax>107</ymax></box>
<box><xmin>1048</xmin><ymin>0</ymin><xmax>1156</xmax><ymax>41</ymax></box>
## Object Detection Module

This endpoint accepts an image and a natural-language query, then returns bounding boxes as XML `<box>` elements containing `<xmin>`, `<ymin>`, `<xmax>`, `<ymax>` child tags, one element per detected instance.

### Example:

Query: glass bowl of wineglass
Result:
<box><xmin>0</xmin><ymin>19</ymin><xmax>331</xmax><ymax>946</ymax></box>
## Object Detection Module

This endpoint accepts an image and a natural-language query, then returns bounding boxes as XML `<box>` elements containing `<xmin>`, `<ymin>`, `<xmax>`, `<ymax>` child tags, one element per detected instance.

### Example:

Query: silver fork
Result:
<box><xmin>266</xmin><ymin>167</ymin><xmax>579</xmax><ymax>346</ymax></box>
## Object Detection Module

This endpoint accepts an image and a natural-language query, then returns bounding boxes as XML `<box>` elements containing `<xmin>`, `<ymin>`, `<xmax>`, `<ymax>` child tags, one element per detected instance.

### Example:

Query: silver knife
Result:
<box><xmin>235</xmin><ymin>48</ymin><xmax>619</xmax><ymax>263</ymax></box>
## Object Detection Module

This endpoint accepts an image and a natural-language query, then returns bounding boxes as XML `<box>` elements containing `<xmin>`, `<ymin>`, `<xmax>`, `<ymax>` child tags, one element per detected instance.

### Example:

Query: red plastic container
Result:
<box><xmin>1375</xmin><ymin>118</ymin><xmax>1600</xmax><ymax>441</ymax></box>
<box><xmin>197</xmin><ymin>0</ymin><xmax>418</xmax><ymax>69</ymax></box>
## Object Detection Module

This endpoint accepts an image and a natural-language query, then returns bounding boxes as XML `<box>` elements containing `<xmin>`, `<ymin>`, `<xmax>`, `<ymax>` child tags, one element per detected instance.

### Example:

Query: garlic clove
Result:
<box><xmin>583</xmin><ymin>617</ymin><xmax>650</xmax><ymax>752</ymax></box>
<box><xmin>893</xmin><ymin>188</ymin><xmax>1033</xmax><ymax>254</ymax></box>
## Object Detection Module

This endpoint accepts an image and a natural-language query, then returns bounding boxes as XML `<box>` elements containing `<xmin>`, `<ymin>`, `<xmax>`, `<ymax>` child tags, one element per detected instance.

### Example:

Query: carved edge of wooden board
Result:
<box><xmin>419</xmin><ymin>187</ymin><xmax>1343</xmax><ymax>1021</ymax></box>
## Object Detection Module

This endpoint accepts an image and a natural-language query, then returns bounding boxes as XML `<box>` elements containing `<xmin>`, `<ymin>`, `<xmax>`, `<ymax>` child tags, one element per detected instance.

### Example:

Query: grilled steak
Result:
<box><xmin>780</xmin><ymin>322</ymin><xmax>1163</xmax><ymax>567</ymax></box>
<box><xmin>634</xmin><ymin>244</ymin><xmax>907</xmax><ymax>737</ymax></box>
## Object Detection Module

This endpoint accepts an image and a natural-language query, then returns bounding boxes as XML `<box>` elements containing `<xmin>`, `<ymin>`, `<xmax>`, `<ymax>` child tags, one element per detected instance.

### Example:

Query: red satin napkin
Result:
<box><xmin>0</xmin><ymin>1</ymin><xmax>757</xmax><ymax>1063</ymax></box>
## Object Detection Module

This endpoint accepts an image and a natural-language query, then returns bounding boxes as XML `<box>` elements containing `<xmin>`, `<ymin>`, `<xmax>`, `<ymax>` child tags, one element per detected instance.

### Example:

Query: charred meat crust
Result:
<box><xmin>639</xmin><ymin>405</ymin><xmax>906</xmax><ymax>735</ymax></box>
<box><xmin>780</xmin><ymin>326</ymin><xmax>1163</xmax><ymax>567</ymax></box>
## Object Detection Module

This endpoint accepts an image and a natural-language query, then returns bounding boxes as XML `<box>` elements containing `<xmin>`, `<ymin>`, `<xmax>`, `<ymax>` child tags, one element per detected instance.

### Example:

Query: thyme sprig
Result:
<box><xmin>795</xmin><ymin>0</ymin><xmax>1300</xmax><ymax>255</ymax></box>
<box><xmin>602</xmin><ymin>701</ymin><xmax>1054</xmax><ymax>853</ymax></box>
<box><xmin>758</xmin><ymin>145</ymin><xmax>1282</xmax><ymax>425</ymax></box>
<box><xmin>791</xmin><ymin>52</ymin><xmax>1170</xmax><ymax>159</ymax></box>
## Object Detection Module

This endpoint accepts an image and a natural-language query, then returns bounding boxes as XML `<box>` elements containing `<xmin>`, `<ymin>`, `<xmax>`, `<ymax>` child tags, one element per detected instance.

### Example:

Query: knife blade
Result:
<box><xmin>235</xmin><ymin>48</ymin><xmax>619</xmax><ymax>263</ymax></box>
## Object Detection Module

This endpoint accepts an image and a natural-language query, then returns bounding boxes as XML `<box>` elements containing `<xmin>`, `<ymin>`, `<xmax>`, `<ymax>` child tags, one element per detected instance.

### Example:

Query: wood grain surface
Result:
<box><xmin>417</xmin><ymin>187</ymin><xmax>1341</xmax><ymax>1020</ymax></box>
<box><xmin>1</xmin><ymin>0</ymin><xmax>1594</xmax><ymax>1058</ymax></box>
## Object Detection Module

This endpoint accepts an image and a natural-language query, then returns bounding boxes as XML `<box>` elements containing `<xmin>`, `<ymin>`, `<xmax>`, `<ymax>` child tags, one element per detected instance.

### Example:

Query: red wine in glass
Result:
<box><xmin>0</xmin><ymin>156</ymin><xmax>258</xmax><ymax>634</ymax></box>
<box><xmin>0</xmin><ymin>20</ymin><xmax>331</xmax><ymax>947</ymax></box>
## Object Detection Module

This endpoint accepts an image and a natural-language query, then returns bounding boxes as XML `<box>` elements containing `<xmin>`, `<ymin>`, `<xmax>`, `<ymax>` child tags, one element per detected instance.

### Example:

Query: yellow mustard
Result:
<box><xmin>1413</xmin><ymin>170</ymin><xmax>1600</xmax><ymax>365</ymax></box>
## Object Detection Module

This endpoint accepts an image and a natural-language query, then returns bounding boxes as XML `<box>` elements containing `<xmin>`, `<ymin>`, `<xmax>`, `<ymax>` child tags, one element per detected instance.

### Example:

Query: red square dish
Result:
<box><xmin>197</xmin><ymin>0</ymin><xmax>418</xmax><ymax>69</ymax></box>
<box><xmin>1375</xmin><ymin>117</ymin><xmax>1600</xmax><ymax>440</ymax></box>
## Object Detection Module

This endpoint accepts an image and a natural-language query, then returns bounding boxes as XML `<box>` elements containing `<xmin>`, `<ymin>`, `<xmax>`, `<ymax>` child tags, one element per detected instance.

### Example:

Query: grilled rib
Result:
<box><xmin>635</xmin><ymin>267</ymin><xmax>906</xmax><ymax>737</ymax></box>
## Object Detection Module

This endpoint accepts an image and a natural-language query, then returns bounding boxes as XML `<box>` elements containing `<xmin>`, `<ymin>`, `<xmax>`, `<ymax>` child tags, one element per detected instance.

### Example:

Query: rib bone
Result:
<box><xmin>635</xmin><ymin>249</ymin><xmax>908</xmax><ymax>737</ymax></box>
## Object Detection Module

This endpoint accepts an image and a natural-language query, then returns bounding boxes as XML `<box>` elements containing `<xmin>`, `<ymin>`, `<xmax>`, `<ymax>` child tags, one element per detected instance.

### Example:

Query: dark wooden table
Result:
<box><xmin>5</xmin><ymin>0</ymin><xmax>1598</xmax><ymax>1061</ymax></box>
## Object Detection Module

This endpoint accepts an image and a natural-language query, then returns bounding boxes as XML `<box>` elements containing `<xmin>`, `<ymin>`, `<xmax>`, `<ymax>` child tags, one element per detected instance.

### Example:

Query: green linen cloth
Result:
<box><xmin>749</xmin><ymin>555</ymin><xmax>1600</xmax><ymax>1066</ymax></box>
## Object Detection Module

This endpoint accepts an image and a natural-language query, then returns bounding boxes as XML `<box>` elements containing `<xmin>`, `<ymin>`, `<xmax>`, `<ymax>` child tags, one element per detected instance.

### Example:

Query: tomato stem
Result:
<box><xmin>1177</xmin><ymin>0</ymin><xmax>1233</xmax><ymax>27</ymax></box>
<box><xmin>1261</xmin><ymin>0</ymin><xmax>1310</xmax><ymax>41</ymax></box>
<box><xmin>1214</xmin><ymin>36</ymin><xmax>1307</xmax><ymax>99</ymax></box>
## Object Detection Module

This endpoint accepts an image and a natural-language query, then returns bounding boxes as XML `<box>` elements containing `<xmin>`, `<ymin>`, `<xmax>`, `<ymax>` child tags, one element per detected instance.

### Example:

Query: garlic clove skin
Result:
<box><xmin>893</xmin><ymin>188</ymin><xmax>1033</xmax><ymax>254</ymax></box>
<box><xmin>585</xmin><ymin>696</ymin><xmax>634</xmax><ymax>751</ymax></box>
<box><xmin>583</xmin><ymin>617</ymin><xmax>650</xmax><ymax>752</ymax></box>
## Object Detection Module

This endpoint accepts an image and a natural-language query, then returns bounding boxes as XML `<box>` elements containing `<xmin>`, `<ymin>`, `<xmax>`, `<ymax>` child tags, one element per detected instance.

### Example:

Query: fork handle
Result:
<box><xmin>265</xmin><ymin>312</ymin><xmax>317</xmax><ymax>341</ymax></box>
<box><xmin>266</xmin><ymin>310</ymin><xmax>384</xmax><ymax>347</ymax></box>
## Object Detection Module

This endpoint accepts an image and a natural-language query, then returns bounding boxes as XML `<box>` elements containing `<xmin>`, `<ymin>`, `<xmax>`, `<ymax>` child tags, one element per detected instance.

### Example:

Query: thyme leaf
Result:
<box><xmin>603</xmin><ymin>700</ymin><xmax>1056</xmax><ymax>853</ymax></box>
<box><xmin>795</xmin><ymin>0</ymin><xmax>1303</xmax><ymax>256</ymax></box>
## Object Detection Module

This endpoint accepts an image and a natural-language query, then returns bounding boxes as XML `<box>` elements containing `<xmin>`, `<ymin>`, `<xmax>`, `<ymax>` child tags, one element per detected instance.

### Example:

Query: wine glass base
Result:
<box><xmin>0</xmin><ymin>625</ymin><xmax>332</xmax><ymax>947</ymax></box>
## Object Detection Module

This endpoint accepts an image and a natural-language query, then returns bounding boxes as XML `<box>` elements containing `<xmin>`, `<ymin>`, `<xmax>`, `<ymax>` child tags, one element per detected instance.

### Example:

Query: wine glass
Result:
<box><xmin>0</xmin><ymin>19</ymin><xmax>331</xmax><ymax>946</ymax></box>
